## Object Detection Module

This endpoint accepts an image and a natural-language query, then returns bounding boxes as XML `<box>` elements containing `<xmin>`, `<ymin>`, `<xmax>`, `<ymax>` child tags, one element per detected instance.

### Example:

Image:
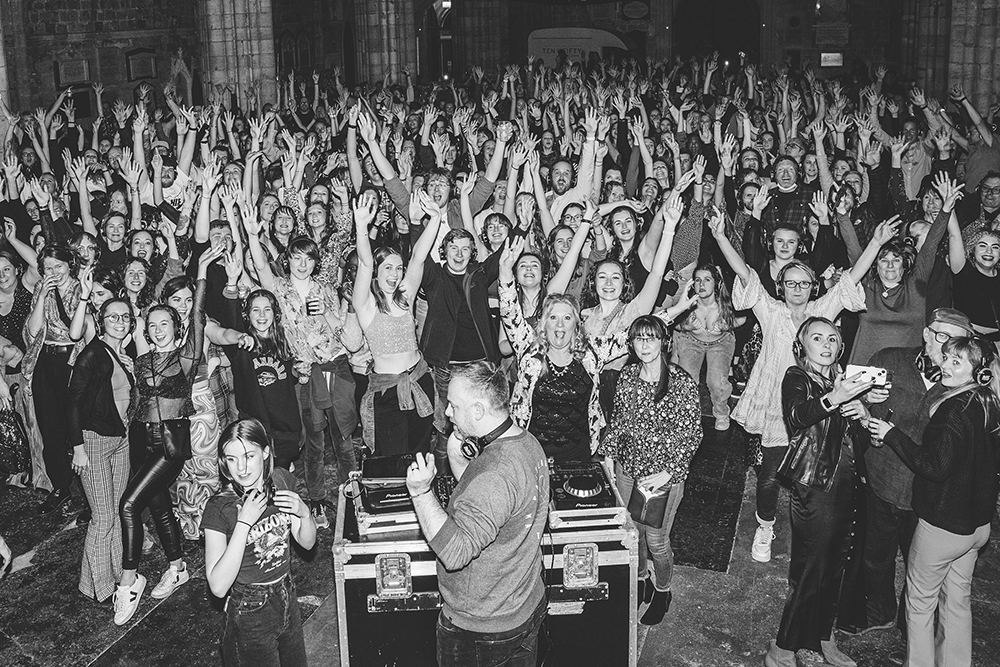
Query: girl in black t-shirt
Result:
<box><xmin>204</xmin><ymin>418</ymin><xmax>316</xmax><ymax>667</ymax></box>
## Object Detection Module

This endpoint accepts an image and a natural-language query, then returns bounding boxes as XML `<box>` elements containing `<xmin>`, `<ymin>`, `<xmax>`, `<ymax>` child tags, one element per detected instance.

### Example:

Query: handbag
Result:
<box><xmin>146</xmin><ymin>418</ymin><xmax>191</xmax><ymax>461</ymax></box>
<box><xmin>148</xmin><ymin>349</ymin><xmax>192</xmax><ymax>461</ymax></box>
<box><xmin>627</xmin><ymin>483</ymin><xmax>669</xmax><ymax>529</ymax></box>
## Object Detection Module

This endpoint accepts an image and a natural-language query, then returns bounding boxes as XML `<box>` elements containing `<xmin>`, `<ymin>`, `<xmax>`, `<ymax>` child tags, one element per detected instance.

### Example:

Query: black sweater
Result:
<box><xmin>884</xmin><ymin>392</ymin><xmax>1000</xmax><ymax>535</ymax></box>
<box><xmin>67</xmin><ymin>339</ymin><xmax>133</xmax><ymax>447</ymax></box>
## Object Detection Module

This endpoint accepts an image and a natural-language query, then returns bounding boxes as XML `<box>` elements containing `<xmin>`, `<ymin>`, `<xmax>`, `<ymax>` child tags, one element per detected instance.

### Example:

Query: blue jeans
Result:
<box><xmin>672</xmin><ymin>331</ymin><xmax>736</xmax><ymax>430</ymax></box>
<box><xmin>437</xmin><ymin>597</ymin><xmax>546</xmax><ymax>667</ymax></box>
<box><xmin>221</xmin><ymin>576</ymin><xmax>306</xmax><ymax>667</ymax></box>
<box><xmin>614</xmin><ymin>463</ymin><xmax>685</xmax><ymax>592</ymax></box>
<box><xmin>297</xmin><ymin>357</ymin><xmax>358</xmax><ymax>500</ymax></box>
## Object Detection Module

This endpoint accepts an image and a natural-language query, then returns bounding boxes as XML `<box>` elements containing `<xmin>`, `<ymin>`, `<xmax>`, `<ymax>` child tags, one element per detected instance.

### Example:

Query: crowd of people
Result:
<box><xmin>0</xmin><ymin>48</ymin><xmax>998</xmax><ymax>667</ymax></box>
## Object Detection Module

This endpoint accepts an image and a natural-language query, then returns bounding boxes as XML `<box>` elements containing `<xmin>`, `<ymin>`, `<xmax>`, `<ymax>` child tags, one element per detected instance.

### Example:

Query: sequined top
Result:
<box><xmin>527</xmin><ymin>358</ymin><xmax>593</xmax><ymax>462</ymax></box>
<box><xmin>598</xmin><ymin>364</ymin><xmax>703</xmax><ymax>481</ymax></box>
<box><xmin>365</xmin><ymin>310</ymin><xmax>419</xmax><ymax>358</ymax></box>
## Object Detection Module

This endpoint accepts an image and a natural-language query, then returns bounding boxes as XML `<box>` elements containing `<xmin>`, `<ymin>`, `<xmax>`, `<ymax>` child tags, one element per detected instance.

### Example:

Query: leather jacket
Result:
<box><xmin>779</xmin><ymin>365</ymin><xmax>868</xmax><ymax>491</ymax></box>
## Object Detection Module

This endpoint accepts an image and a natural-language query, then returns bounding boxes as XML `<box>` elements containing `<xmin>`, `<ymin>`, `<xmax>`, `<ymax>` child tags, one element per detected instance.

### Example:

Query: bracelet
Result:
<box><xmin>409</xmin><ymin>487</ymin><xmax>433</xmax><ymax>499</ymax></box>
<box><xmin>79</xmin><ymin>298</ymin><xmax>89</xmax><ymax>304</ymax></box>
<box><xmin>237</xmin><ymin>520</ymin><xmax>252</xmax><ymax>528</ymax></box>
<box><xmin>916</xmin><ymin>104</ymin><xmax>927</xmax><ymax>110</ymax></box>
<box><xmin>348</xmin><ymin>124</ymin><xmax>357</xmax><ymax>129</ymax></box>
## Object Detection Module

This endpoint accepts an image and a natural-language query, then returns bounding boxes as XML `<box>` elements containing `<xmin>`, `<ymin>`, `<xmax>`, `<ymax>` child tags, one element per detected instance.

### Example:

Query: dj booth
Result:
<box><xmin>332</xmin><ymin>459</ymin><xmax>639</xmax><ymax>666</ymax></box>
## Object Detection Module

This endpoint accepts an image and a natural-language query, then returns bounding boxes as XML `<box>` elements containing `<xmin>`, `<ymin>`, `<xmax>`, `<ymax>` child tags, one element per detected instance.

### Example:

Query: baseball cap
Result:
<box><xmin>928</xmin><ymin>308</ymin><xmax>974</xmax><ymax>335</ymax></box>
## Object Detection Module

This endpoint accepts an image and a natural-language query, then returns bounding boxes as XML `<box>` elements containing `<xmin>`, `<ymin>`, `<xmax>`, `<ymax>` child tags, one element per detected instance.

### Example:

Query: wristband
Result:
<box><xmin>409</xmin><ymin>487</ymin><xmax>433</xmax><ymax>499</ymax></box>
<box><xmin>916</xmin><ymin>104</ymin><xmax>927</xmax><ymax>110</ymax></box>
<box><xmin>348</xmin><ymin>124</ymin><xmax>357</xmax><ymax>129</ymax></box>
<box><xmin>237</xmin><ymin>520</ymin><xmax>252</xmax><ymax>528</ymax></box>
<box><xmin>79</xmin><ymin>298</ymin><xmax>89</xmax><ymax>304</ymax></box>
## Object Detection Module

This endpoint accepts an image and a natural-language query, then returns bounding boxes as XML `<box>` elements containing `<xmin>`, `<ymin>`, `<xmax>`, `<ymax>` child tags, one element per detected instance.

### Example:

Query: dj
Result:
<box><xmin>405</xmin><ymin>361</ymin><xmax>549</xmax><ymax>667</ymax></box>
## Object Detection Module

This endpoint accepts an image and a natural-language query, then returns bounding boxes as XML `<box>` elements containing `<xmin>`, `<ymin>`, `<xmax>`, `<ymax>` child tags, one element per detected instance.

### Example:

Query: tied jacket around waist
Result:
<box><xmin>780</xmin><ymin>365</ymin><xmax>869</xmax><ymax>491</ymax></box>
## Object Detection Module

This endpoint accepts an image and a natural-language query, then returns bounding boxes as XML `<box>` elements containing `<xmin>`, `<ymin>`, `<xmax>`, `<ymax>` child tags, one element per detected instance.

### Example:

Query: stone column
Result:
<box><xmin>949</xmin><ymin>0</ymin><xmax>1000</xmax><ymax>111</ymax></box>
<box><xmin>199</xmin><ymin>0</ymin><xmax>278</xmax><ymax>105</ymax></box>
<box><xmin>452</xmin><ymin>0</ymin><xmax>509</xmax><ymax>76</ymax></box>
<box><xmin>353</xmin><ymin>0</ymin><xmax>418</xmax><ymax>85</ymax></box>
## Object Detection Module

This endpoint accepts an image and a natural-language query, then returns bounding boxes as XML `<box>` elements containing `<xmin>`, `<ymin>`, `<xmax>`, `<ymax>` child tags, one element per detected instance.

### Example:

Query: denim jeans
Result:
<box><xmin>672</xmin><ymin>331</ymin><xmax>736</xmax><ymax>430</ymax></box>
<box><xmin>755</xmin><ymin>445</ymin><xmax>788</xmax><ymax>523</ymax></box>
<box><xmin>221</xmin><ymin>576</ymin><xmax>306</xmax><ymax>667</ymax></box>
<box><xmin>862</xmin><ymin>486</ymin><xmax>916</xmax><ymax>630</ymax></box>
<box><xmin>614</xmin><ymin>463</ymin><xmax>685</xmax><ymax>592</ymax></box>
<box><xmin>436</xmin><ymin>597</ymin><xmax>546</xmax><ymax>667</ymax></box>
<box><xmin>296</xmin><ymin>357</ymin><xmax>358</xmax><ymax>500</ymax></box>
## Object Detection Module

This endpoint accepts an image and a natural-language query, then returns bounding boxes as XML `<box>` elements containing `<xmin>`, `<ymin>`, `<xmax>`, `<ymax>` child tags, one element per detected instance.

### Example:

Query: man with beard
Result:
<box><xmin>547</xmin><ymin>109</ymin><xmax>600</xmax><ymax>223</ymax></box>
<box><xmin>406</xmin><ymin>361</ymin><xmax>548</xmax><ymax>667</ymax></box>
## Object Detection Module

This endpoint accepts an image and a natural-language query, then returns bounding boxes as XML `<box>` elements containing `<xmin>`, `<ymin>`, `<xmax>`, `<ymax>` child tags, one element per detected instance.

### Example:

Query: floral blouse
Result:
<box><xmin>499</xmin><ymin>279</ymin><xmax>627</xmax><ymax>454</ymax></box>
<box><xmin>272</xmin><ymin>276</ymin><xmax>346</xmax><ymax>365</ymax></box>
<box><xmin>598</xmin><ymin>364</ymin><xmax>703</xmax><ymax>481</ymax></box>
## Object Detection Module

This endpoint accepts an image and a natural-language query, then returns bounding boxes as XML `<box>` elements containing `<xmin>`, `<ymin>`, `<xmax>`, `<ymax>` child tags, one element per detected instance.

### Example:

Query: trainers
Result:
<box><xmin>311</xmin><ymin>501</ymin><xmax>329</xmax><ymax>529</ymax></box>
<box><xmin>751</xmin><ymin>524</ymin><xmax>775</xmax><ymax>562</ymax></box>
<box><xmin>113</xmin><ymin>574</ymin><xmax>146</xmax><ymax>625</ymax></box>
<box><xmin>151</xmin><ymin>563</ymin><xmax>189</xmax><ymax>599</ymax></box>
<box><xmin>39</xmin><ymin>488</ymin><xmax>72</xmax><ymax>516</ymax></box>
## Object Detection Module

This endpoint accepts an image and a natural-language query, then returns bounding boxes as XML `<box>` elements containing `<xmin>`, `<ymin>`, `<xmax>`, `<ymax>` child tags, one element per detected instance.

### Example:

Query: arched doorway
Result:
<box><xmin>673</xmin><ymin>0</ymin><xmax>760</xmax><ymax>64</ymax></box>
<box><xmin>421</xmin><ymin>0</ymin><xmax>452</xmax><ymax>81</ymax></box>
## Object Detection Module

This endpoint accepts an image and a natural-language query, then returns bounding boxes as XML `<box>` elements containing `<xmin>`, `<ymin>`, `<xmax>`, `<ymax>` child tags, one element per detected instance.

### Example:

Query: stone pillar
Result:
<box><xmin>949</xmin><ymin>0</ymin><xmax>1000</xmax><ymax>111</ymax></box>
<box><xmin>353</xmin><ymin>0</ymin><xmax>418</xmax><ymax>85</ymax></box>
<box><xmin>452</xmin><ymin>0</ymin><xmax>509</xmax><ymax>76</ymax></box>
<box><xmin>199</xmin><ymin>0</ymin><xmax>278</xmax><ymax>105</ymax></box>
<box><xmin>896</xmin><ymin>0</ymin><xmax>950</xmax><ymax>97</ymax></box>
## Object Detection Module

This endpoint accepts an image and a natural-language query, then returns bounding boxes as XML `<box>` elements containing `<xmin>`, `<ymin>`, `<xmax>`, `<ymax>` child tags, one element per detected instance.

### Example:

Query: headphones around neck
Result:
<box><xmin>973</xmin><ymin>338</ymin><xmax>996</xmax><ymax>386</ymax></box>
<box><xmin>460</xmin><ymin>417</ymin><xmax>514</xmax><ymax>461</ymax></box>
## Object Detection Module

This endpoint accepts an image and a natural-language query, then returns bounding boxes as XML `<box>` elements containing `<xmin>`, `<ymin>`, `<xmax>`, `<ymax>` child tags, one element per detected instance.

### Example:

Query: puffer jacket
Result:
<box><xmin>779</xmin><ymin>365</ymin><xmax>869</xmax><ymax>491</ymax></box>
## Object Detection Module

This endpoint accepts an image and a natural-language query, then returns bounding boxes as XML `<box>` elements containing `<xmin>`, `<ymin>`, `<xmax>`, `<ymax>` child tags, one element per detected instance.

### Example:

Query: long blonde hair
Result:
<box><xmin>528</xmin><ymin>293</ymin><xmax>591</xmax><ymax>380</ymax></box>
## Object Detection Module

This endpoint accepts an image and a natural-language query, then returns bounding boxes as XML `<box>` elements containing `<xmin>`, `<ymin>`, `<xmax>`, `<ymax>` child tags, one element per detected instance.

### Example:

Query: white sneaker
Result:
<box><xmin>752</xmin><ymin>524</ymin><xmax>775</xmax><ymax>562</ymax></box>
<box><xmin>150</xmin><ymin>563</ymin><xmax>189</xmax><ymax>599</ymax></box>
<box><xmin>114</xmin><ymin>574</ymin><xmax>146</xmax><ymax>625</ymax></box>
<box><xmin>311</xmin><ymin>501</ymin><xmax>329</xmax><ymax>529</ymax></box>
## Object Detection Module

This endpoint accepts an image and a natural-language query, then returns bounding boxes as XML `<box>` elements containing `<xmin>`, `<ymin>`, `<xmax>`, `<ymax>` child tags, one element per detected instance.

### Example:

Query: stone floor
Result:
<box><xmin>2</xmin><ymin>428</ymin><xmax>999</xmax><ymax>667</ymax></box>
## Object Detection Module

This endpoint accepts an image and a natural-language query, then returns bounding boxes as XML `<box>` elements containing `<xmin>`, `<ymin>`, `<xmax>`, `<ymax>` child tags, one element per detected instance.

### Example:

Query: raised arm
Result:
<box><xmin>631</xmin><ymin>191</ymin><xmax>682</xmax><ymax>315</ymax></box>
<box><xmin>847</xmin><ymin>215</ymin><xmax>902</xmax><ymax>285</ymax></box>
<box><xmin>403</xmin><ymin>191</ymin><xmax>445</xmax><ymax>296</ymax></box>
<box><xmin>707</xmin><ymin>207</ymin><xmax>752</xmax><ymax>286</ymax></box>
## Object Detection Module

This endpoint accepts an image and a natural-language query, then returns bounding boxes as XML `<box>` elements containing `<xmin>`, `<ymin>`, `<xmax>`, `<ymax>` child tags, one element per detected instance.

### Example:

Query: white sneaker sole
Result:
<box><xmin>751</xmin><ymin>549</ymin><xmax>772</xmax><ymax>563</ymax></box>
<box><xmin>151</xmin><ymin>569</ymin><xmax>189</xmax><ymax>599</ymax></box>
<box><xmin>114</xmin><ymin>575</ymin><xmax>147</xmax><ymax>626</ymax></box>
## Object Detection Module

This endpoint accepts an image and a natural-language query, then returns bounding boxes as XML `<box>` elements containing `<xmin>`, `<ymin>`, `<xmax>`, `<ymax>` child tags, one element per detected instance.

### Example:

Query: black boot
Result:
<box><xmin>640</xmin><ymin>590</ymin><xmax>671</xmax><ymax>625</ymax></box>
<box><xmin>637</xmin><ymin>579</ymin><xmax>645</xmax><ymax>609</ymax></box>
<box><xmin>643</xmin><ymin>578</ymin><xmax>654</xmax><ymax>604</ymax></box>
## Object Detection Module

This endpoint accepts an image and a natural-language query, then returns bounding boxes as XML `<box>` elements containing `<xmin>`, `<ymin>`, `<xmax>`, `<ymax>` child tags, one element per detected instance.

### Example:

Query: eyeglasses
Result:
<box><xmin>103</xmin><ymin>313</ymin><xmax>133</xmax><ymax>323</ymax></box>
<box><xmin>633</xmin><ymin>335</ymin><xmax>662</xmax><ymax>343</ymax></box>
<box><xmin>928</xmin><ymin>328</ymin><xmax>954</xmax><ymax>344</ymax></box>
<box><xmin>981</xmin><ymin>186</ymin><xmax>1000</xmax><ymax>196</ymax></box>
<box><xmin>782</xmin><ymin>280</ymin><xmax>814</xmax><ymax>290</ymax></box>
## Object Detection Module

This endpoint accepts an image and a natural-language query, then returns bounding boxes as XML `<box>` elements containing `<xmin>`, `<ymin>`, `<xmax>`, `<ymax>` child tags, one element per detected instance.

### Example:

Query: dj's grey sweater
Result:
<box><xmin>428</xmin><ymin>429</ymin><xmax>549</xmax><ymax>633</ymax></box>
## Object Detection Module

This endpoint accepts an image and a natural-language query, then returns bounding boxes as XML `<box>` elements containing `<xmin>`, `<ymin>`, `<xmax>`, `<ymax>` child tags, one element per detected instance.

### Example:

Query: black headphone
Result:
<box><xmin>460</xmin><ymin>417</ymin><xmax>514</xmax><ymax>461</ymax></box>
<box><xmin>973</xmin><ymin>338</ymin><xmax>996</xmax><ymax>387</ymax></box>
<box><xmin>914</xmin><ymin>351</ymin><xmax>942</xmax><ymax>383</ymax></box>
<box><xmin>792</xmin><ymin>324</ymin><xmax>844</xmax><ymax>362</ymax></box>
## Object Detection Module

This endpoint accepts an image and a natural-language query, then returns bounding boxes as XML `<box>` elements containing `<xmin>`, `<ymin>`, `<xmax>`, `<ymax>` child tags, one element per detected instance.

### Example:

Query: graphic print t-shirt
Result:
<box><xmin>202</xmin><ymin>468</ymin><xmax>297</xmax><ymax>584</ymax></box>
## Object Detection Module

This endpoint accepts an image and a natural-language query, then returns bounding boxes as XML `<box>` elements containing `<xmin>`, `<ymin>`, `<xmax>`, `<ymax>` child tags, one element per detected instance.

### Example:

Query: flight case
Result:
<box><xmin>332</xmin><ymin>473</ymin><xmax>638</xmax><ymax>666</ymax></box>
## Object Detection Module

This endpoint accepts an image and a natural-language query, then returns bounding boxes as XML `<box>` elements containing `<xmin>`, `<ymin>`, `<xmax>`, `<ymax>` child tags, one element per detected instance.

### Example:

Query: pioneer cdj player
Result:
<box><xmin>550</xmin><ymin>460</ymin><xmax>617</xmax><ymax>511</ymax></box>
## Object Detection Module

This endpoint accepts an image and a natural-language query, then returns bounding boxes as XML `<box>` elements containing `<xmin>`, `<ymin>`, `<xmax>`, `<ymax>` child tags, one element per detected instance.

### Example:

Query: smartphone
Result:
<box><xmin>845</xmin><ymin>364</ymin><xmax>889</xmax><ymax>386</ymax></box>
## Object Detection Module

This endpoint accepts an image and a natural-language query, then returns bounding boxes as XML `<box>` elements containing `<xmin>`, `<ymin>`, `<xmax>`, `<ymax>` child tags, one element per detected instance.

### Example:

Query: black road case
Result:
<box><xmin>333</xmin><ymin>479</ymin><xmax>638</xmax><ymax>666</ymax></box>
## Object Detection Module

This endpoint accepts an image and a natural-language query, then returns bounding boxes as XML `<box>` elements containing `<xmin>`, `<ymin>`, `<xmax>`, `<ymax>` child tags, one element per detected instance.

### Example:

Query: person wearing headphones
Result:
<box><xmin>68</xmin><ymin>296</ymin><xmax>136</xmax><ymax>606</ymax></box>
<box><xmin>765</xmin><ymin>317</ymin><xmax>875</xmax><ymax>667</ymax></box>
<box><xmin>111</xmin><ymin>245</ymin><xmax>220</xmax><ymax>626</ymax></box>
<box><xmin>709</xmin><ymin>210</ymin><xmax>896</xmax><ymax>564</ymax></box>
<box><xmin>853</xmin><ymin>308</ymin><xmax>975</xmax><ymax>644</ymax></box>
<box><xmin>405</xmin><ymin>360</ymin><xmax>549</xmax><ymax>667</ymax></box>
<box><xmin>867</xmin><ymin>336</ymin><xmax>1000</xmax><ymax>667</ymax></box>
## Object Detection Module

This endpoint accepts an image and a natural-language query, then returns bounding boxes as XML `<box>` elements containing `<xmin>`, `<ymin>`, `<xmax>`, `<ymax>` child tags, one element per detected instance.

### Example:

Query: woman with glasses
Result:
<box><xmin>68</xmin><ymin>297</ymin><xmax>136</xmax><ymax>605</ymax></box>
<box><xmin>599</xmin><ymin>315</ymin><xmax>702</xmax><ymax>626</ymax></box>
<box><xmin>709</xmin><ymin>210</ymin><xmax>895</xmax><ymax>564</ymax></box>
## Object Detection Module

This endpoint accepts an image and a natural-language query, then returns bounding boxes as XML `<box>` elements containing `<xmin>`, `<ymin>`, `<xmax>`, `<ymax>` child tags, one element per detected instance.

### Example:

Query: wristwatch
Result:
<box><xmin>820</xmin><ymin>395</ymin><xmax>838</xmax><ymax>412</ymax></box>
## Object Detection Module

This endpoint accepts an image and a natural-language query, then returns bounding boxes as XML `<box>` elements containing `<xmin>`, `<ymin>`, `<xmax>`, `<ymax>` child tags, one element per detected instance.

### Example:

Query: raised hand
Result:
<box><xmin>872</xmin><ymin>215</ymin><xmax>902</xmax><ymax>246</ymax></box>
<box><xmin>932</xmin><ymin>172</ymin><xmax>963</xmax><ymax>211</ymax></box>
<box><xmin>352</xmin><ymin>190</ymin><xmax>378</xmax><ymax>228</ymax></box>
<box><xmin>809</xmin><ymin>190</ymin><xmax>829</xmax><ymax>221</ymax></box>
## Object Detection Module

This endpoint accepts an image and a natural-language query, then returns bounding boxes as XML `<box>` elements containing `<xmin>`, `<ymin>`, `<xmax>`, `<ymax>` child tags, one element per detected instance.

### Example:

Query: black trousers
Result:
<box><xmin>120</xmin><ymin>421</ymin><xmax>187</xmax><ymax>570</ymax></box>
<box><xmin>862</xmin><ymin>486</ymin><xmax>916</xmax><ymax>631</ymax></box>
<box><xmin>32</xmin><ymin>348</ymin><xmax>74</xmax><ymax>491</ymax></box>
<box><xmin>776</xmin><ymin>449</ymin><xmax>859</xmax><ymax>652</ymax></box>
<box><xmin>372</xmin><ymin>371</ymin><xmax>435</xmax><ymax>456</ymax></box>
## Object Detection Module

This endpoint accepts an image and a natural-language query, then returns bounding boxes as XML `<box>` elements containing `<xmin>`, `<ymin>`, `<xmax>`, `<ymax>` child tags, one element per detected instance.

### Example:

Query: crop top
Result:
<box><xmin>365</xmin><ymin>310</ymin><xmax>419</xmax><ymax>357</ymax></box>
